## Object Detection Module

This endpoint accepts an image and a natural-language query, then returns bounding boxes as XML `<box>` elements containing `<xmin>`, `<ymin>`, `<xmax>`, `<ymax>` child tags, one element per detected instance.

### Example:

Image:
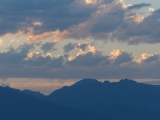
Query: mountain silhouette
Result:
<box><xmin>2</xmin><ymin>78</ymin><xmax>160</xmax><ymax>120</ymax></box>
<box><xmin>22</xmin><ymin>89</ymin><xmax>45</xmax><ymax>99</ymax></box>
<box><xmin>0</xmin><ymin>86</ymin><xmax>99</xmax><ymax>120</ymax></box>
<box><xmin>48</xmin><ymin>78</ymin><xmax>160</xmax><ymax>120</ymax></box>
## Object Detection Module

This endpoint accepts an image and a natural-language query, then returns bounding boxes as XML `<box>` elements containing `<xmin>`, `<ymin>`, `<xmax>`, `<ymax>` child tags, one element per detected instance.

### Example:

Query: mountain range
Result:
<box><xmin>1</xmin><ymin>78</ymin><xmax>160</xmax><ymax>120</ymax></box>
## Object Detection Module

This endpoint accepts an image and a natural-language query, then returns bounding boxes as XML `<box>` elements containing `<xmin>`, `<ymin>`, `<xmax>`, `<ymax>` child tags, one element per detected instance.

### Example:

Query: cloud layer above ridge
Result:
<box><xmin>1</xmin><ymin>44</ymin><xmax>160</xmax><ymax>79</ymax></box>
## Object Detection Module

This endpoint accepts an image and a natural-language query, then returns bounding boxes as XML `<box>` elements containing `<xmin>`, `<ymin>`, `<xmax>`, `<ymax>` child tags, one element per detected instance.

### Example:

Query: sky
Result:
<box><xmin>0</xmin><ymin>0</ymin><xmax>160</xmax><ymax>94</ymax></box>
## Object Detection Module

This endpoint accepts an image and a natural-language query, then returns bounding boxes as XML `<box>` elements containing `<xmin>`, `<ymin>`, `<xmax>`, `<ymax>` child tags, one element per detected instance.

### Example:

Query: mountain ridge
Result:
<box><xmin>48</xmin><ymin>78</ymin><xmax>160</xmax><ymax>120</ymax></box>
<box><xmin>1</xmin><ymin>78</ymin><xmax>160</xmax><ymax>120</ymax></box>
<box><xmin>0</xmin><ymin>85</ymin><xmax>100</xmax><ymax>120</ymax></box>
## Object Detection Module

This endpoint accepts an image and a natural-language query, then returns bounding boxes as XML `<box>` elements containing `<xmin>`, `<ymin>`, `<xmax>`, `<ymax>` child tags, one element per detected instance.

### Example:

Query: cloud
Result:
<box><xmin>127</xmin><ymin>3</ymin><xmax>151</xmax><ymax>10</ymax></box>
<box><xmin>0</xmin><ymin>0</ymin><xmax>160</xmax><ymax>80</ymax></box>
<box><xmin>63</xmin><ymin>42</ymin><xmax>94</xmax><ymax>54</ymax></box>
<box><xmin>0</xmin><ymin>39</ymin><xmax>3</xmax><ymax>46</ymax></box>
<box><xmin>16</xmin><ymin>43</ymin><xmax>34</xmax><ymax>53</ymax></box>
<box><xmin>137</xmin><ymin>53</ymin><xmax>159</xmax><ymax>64</ymax></box>
<box><xmin>68</xmin><ymin>51</ymin><xmax>109</xmax><ymax>66</ymax></box>
<box><xmin>0</xmin><ymin>52</ymin><xmax>26</xmax><ymax>65</ymax></box>
<box><xmin>0</xmin><ymin>0</ymin><xmax>94</xmax><ymax>35</ymax></box>
<box><xmin>0</xmin><ymin>0</ymin><xmax>159</xmax><ymax>45</ymax></box>
<box><xmin>63</xmin><ymin>43</ymin><xmax>76</xmax><ymax>53</ymax></box>
<box><xmin>0</xmin><ymin>80</ymin><xmax>9</xmax><ymax>87</ymax></box>
<box><xmin>26</xmin><ymin>52</ymin><xmax>42</xmax><ymax>60</ymax></box>
<box><xmin>66</xmin><ymin>0</ymin><xmax>126</xmax><ymax>40</ymax></box>
<box><xmin>109</xmin><ymin>49</ymin><xmax>134</xmax><ymax>64</ymax></box>
<box><xmin>148</xmin><ymin>8</ymin><xmax>155</xmax><ymax>13</ymax></box>
<box><xmin>77</xmin><ymin>43</ymin><xmax>90</xmax><ymax>51</ymax></box>
<box><xmin>41</xmin><ymin>42</ymin><xmax>56</xmax><ymax>53</ymax></box>
<box><xmin>0</xmin><ymin>46</ymin><xmax>160</xmax><ymax>79</ymax></box>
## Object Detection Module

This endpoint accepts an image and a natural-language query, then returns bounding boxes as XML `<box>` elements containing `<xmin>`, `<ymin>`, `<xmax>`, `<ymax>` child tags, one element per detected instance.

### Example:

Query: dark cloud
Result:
<box><xmin>41</xmin><ymin>42</ymin><xmax>56</xmax><ymax>53</ymax></box>
<box><xmin>77</xmin><ymin>43</ymin><xmax>90</xmax><ymax>51</ymax></box>
<box><xmin>91</xmin><ymin>10</ymin><xmax>125</xmax><ymax>34</ymax></box>
<box><xmin>113</xmin><ymin>52</ymin><xmax>134</xmax><ymax>65</ymax></box>
<box><xmin>0</xmin><ymin>0</ymin><xmax>159</xmax><ymax>45</ymax></box>
<box><xmin>17</xmin><ymin>43</ymin><xmax>34</xmax><ymax>53</ymax></box>
<box><xmin>141</xmin><ymin>55</ymin><xmax>159</xmax><ymax>63</ymax></box>
<box><xmin>0</xmin><ymin>0</ymin><xmax>95</xmax><ymax>35</ymax></box>
<box><xmin>63</xmin><ymin>43</ymin><xmax>76</xmax><ymax>53</ymax></box>
<box><xmin>63</xmin><ymin>43</ymin><xmax>91</xmax><ymax>53</ymax></box>
<box><xmin>0</xmin><ymin>52</ymin><xmax>26</xmax><ymax>65</ymax></box>
<box><xmin>125</xmin><ymin>10</ymin><xmax>160</xmax><ymax>44</ymax></box>
<box><xmin>24</xmin><ymin>56</ymin><xmax>52</xmax><ymax>66</ymax></box>
<box><xmin>127</xmin><ymin>3</ymin><xmax>151</xmax><ymax>10</ymax></box>
<box><xmin>0</xmin><ymin>49</ymin><xmax>160</xmax><ymax>79</ymax></box>
<box><xmin>153</xmin><ymin>9</ymin><xmax>160</xmax><ymax>14</ymax></box>
<box><xmin>68</xmin><ymin>51</ymin><xmax>109</xmax><ymax>66</ymax></box>
<box><xmin>0</xmin><ymin>0</ymin><xmax>160</xmax><ymax>79</ymax></box>
<box><xmin>64</xmin><ymin>1</ymin><xmax>160</xmax><ymax>45</ymax></box>
<box><xmin>46</xmin><ymin>56</ymin><xmax>66</xmax><ymax>68</ymax></box>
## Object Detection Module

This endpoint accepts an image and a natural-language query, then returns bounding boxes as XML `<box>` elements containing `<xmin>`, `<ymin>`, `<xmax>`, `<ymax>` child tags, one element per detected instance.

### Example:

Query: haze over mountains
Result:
<box><xmin>1</xmin><ymin>78</ymin><xmax>160</xmax><ymax>120</ymax></box>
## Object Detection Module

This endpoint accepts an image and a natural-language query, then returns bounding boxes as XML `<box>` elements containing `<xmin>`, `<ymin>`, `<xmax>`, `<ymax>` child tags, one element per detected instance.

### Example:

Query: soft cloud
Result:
<box><xmin>0</xmin><ymin>0</ymin><xmax>93</xmax><ymax>35</ymax></box>
<box><xmin>137</xmin><ymin>53</ymin><xmax>159</xmax><ymax>64</ymax></box>
<box><xmin>0</xmin><ymin>81</ymin><xmax>9</xmax><ymax>87</ymax></box>
<box><xmin>127</xmin><ymin>3</ymin><xmax>151</xmax><ymax>10</ymax></box>
<box><xmin>0</xmin><ymin>46</ymin><xmax>160</xmax><ymax>79</ymax></box>
<box><xmin>148</xmin><ymin>8</ymin><xmax>155</xmax><ymax>13</ymax></box>
<box><xmin>68</xmin><ymin>51</ymin><xmax>109</xmax><ymax>67</ymax></box>
<box><xmin>26</xmin><ymin>52</ymin><xmax>42</xmax><ymax>60</ymax></box>
<box><xmin>41</xmin><ymin>42</ymin><xmax>56</xmax><ymax>53</ymax></box>
<box><xmin>63</xmin><ymin>43</ymin><xmax>76</xmax><ymax>53</ymax></box>
<box><xmin>0</xmin><ymin>0</ymin><xmax>160</xmax><ymax>80</ymax></box>
<box><xmin>0</xmin><ymin>0</ymin><xmax>158</xmax><ymax>45</ymax></box>
<box><xmin>109</xmin><ymin>49</ymin><xmax>134</xmax><ymax>64</ymax></box>
<box><xmin>0</xmin><ymin>39</ymin><xmax>3</xmax><ymax>46</ymax></box>
<box><xmin>16</xmin><ymin>43</ymin><xmax>34</xmax><ymax>53</ymax></box>
<box><xmin>127</xmin><ymin>14</ymin><xmax>144</xmax><ymax>23</ymax></box>
<box><xmin>32</xmin><ymin>21</ymin><xmax>43</xmax><ymax>27</ymax></box>
<box><xmin>24</xmin><ymin>29</ymin><xmax>69</xmax><ymax>44</ymax></box>
<box><xmin>77</xmin><ymin>43</ymin><xmax>89</xmax><ymax>51</ymax></box>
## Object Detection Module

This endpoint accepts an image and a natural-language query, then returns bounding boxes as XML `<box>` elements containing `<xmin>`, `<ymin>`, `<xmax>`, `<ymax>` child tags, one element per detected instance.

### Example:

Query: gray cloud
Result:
<box><xmin>68</xmin><ymin>51</ymin><xmax>109</xmax><ymax>66</ymax></box>
<box><xmin>63</xmin><ymin>43</ymin><xmax>76</xmax><ymax>53</ymax></box>
<box><xmin>41</xmin><ymin>42</ymin><xmax>56</xmax><ymax>53</ymax></box>
<box><xmin>113</xmin><ymin>52</ymin><xmax>134</xmax><ymax>65</ymax></box>
<box><xmin>0</xmin><ymin>52</ymin><xmax>26</xmax><ymax>66</ymax></box>
<box><xmin>0</xmin><ymin>0</ymin><xmax>96</xmax><ymax>35</ymax></box>
<box><xmin>142</xmin><ymin>55</ymin><xmax>159</xmax><ymax>63</ymax></box>
<box><xmin>47</xmin><ymin>56</ymin><xmax>66</xmax><ymax>68</ymax></box>
<box><xmin>63</xmin><ymin>43</ymin><xmax>91</xmax><ymax>53</ymax></box>
<box><xmin>77</xmin><ymin>43</ymin><xmax>90</xmax><ymax>51</ymax></box>
<box><xmin>127</xmin><ymin>3</ymin><xmax>151</xmax><ymax>10</ymax></box>
<box><xmin>0</xmin><ymin>80</ymin><xmax>10</xmax><ymax>87</ymax></box>
<box><xmin>0</xmin><ymin>48</ymin><xmax>159</xmax><ymax>79</ymax></box>
<box><xmin>0</xmin><ymin>0</ymin><xmax>160</xmax><ymax>79</ymax></box>
<box><xmin>17</xmin><ymin>43</ymin><xmax>34</xmax><ymax>53</ymax></box>
<box><xmin>91</xmin><ymin>10</ymin><xmax>125</xmax><ymax>34</ymax></box>
<box><xmin>0</xmin><ymin>0</ymin><xmax>159</xmax><ymax>45</ymax></box>
<box><xmin>126</xmin><ymin>10</ymin><xmax>160</xmax><ymax>44</ymax></box>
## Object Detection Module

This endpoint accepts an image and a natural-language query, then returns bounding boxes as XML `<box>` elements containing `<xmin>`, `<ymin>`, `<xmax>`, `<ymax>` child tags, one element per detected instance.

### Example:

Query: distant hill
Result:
<box><xmin>48</xmin><ymin>78</ymin><xmax>160</xmax><ymax>120</ymax></box>
<box><xmin>0</xmin><ymin>86</ymin><xmax>99</xmax><ymax>120</ymax></box>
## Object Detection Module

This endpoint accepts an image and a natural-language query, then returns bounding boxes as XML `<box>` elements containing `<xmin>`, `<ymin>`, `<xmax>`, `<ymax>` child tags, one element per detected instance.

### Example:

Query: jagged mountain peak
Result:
<box><xmin>119</xmin><ymin>78</ymin><xmax>137</xmax><ymax>84</ymax></box>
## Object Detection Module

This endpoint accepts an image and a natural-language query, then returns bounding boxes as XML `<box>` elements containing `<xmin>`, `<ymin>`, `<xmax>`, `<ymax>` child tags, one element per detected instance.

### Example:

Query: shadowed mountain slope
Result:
<box><xmin>0</xmin><ymin>86</ymin><xmax>99</xmax><ymax>120</ymax></box>
<box><xmin>1</xmin><ymin>78</ymin><xmax>160</xmax><ymax>120</ymax></box>
<box><xmin>48</xmin><ymin>78</ymin><xmax>160</xmax><ymax>120</ymax></box>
